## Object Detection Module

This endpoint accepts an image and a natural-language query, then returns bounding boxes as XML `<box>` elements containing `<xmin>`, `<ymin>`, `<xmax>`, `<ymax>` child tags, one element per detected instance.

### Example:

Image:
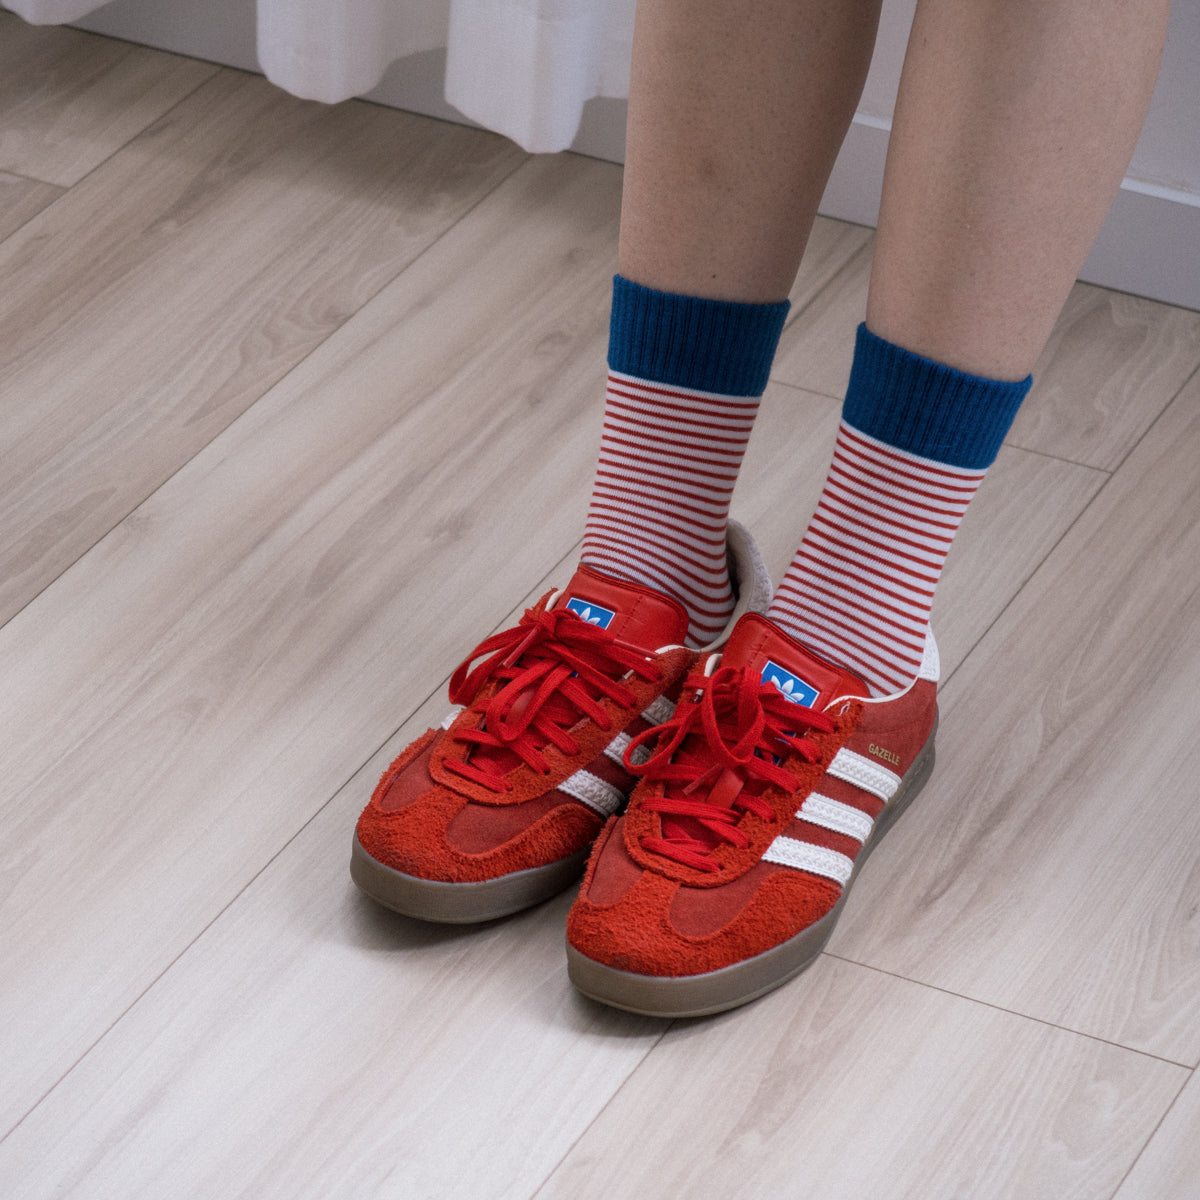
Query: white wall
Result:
<box><xmin>65</xmin><ymin>0</ymin><xmax>1200</xmax><ymax>310</ymax></box>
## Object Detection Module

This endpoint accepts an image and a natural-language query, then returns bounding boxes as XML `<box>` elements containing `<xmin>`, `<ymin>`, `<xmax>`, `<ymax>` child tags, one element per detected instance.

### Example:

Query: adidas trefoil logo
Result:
<box><xmin>761</xmin><ymin>660</ymin><xmax>819</xmax><ymax>708</ymax></box>
<box><xmin>566</xmin><ymin>597</ymin><xmax>617</xmax><ymax>629</ymax></box>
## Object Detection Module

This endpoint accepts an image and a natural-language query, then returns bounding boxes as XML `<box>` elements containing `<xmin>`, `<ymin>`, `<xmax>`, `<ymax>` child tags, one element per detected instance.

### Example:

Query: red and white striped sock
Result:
<box><xmin>767</xmin><ymin>420</ymin><xmax>986</xmax><ymax>695</ymax></box>
<box><xmin>581</xmin><ymin>369</ymin><xmax>760</xmax><ymax>647</ymax></box>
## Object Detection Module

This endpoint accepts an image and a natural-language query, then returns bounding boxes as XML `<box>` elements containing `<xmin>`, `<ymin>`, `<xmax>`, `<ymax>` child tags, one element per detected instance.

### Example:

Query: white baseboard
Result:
<box><xmin>1079</xmin><ymin>182</ymin><xmax>1200</xmax><ymax>311</ymax></box>
<box><xmin>72</xmin><ymin>0</ymin><xmax>259</xmax><ymax>71</ymax></box>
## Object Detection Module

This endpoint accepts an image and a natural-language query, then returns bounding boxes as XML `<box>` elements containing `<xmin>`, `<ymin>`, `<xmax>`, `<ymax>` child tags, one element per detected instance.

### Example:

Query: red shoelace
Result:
<box><xmin>625</xmin><ymin>662</ymin><xmax>835</xmax><ymax>872</ymax></box>
<box><xmin>443</xmin><ymin>605</ymin><xmax>664</xmax><ymax>793</ymax></box>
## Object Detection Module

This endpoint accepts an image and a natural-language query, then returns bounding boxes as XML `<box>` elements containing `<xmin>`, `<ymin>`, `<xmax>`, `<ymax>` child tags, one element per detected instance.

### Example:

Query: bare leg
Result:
<box><xmin>619</xmin><ymin>0</ymin><xmax>882</xmax><ymax>303</ymax></box>
<box><xmin>868</xmin><ymin>0</ymin><xmax>1170</xmax><ymax>380</ymax></box>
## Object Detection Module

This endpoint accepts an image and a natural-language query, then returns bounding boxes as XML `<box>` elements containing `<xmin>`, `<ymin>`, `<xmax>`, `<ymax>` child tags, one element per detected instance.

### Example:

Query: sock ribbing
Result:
<box><xmin>608</xmin><ymin>275</ymin><xmax>789</xmax><ymax>396</ymax></box>
<box><xmin>844</xmin><ymin>323</ymin><xmax>1030</xmax><ymax>468</ymax></box>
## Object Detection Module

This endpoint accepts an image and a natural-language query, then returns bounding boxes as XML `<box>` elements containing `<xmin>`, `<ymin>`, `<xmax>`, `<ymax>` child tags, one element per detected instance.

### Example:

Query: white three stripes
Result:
<box><xmin>558</xmin><ymin>770</ymin><xmax>625</xmax><ymax>817</ymax></box>
<box><xmin>559</xmin><ymin>698</ymin><xmax>677</xmax><ymax>816</ymax></box>
<box><xmin>826</xmin><ymin>749</ymin><xmax>901</xmax><ymax>801</ymax></box>
<box><xmin>761</xmin><ymin>747</ymin><xmax>900</xmax><ymax>885</ymax></box>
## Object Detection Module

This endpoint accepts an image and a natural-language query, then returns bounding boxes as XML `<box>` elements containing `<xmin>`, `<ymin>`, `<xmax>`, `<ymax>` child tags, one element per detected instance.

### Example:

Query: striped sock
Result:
<box><xmin>582</xmin><ymin>276</ymin><xmax>788</xmax><ymax>647</ymax></box>
<box><xmin>584</xmin><ymin>371</ymin><xmax>760</xmax><ymax>645</ymax></box>
<box><xmin>768</xmin><ymin>325</ymin><xmax>1031</xmax><ymax>695</ymax></box>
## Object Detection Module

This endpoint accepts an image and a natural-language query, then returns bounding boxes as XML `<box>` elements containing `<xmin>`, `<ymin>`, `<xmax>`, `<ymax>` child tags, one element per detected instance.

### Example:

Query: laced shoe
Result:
<box><xmin>351</xmin><ymin>522</ymin><xmax>770</xmax><ymax>923</ymax></box>
<box><xmin>566</xmin><ymin>610</ymin><xmax>938</xmax><ymax>1016</ymax></box>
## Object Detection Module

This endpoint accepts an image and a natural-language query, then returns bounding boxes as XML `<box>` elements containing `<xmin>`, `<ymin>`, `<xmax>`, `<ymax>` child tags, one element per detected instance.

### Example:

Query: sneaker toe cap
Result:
<box><xmin>570</xmin><ymin>838</ymin><xmax>840</xmax><ymax>979</ymax></box>
<box><xmin>357</xmin><ymin>775</ymin><xmax>602</xmax><ymax>885</ymax></box>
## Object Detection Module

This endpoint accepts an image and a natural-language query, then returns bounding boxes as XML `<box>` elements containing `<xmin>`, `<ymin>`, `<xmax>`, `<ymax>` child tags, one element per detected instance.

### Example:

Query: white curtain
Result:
<box><xmin>3</xmin><ymin>0</ymin><xmax>637</xmax><ymax>153</ymax></box>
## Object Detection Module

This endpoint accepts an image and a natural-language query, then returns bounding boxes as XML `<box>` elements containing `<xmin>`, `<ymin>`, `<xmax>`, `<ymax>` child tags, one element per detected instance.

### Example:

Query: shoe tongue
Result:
<box><xmin>717</xmin><ymin>613</ymin><xmax>869</xmax><ymax>710</ymax></box>
<box><xmin>552</xmin><ymin>566</ymin><xmax>690</xmax><ymax>651</ymax></box>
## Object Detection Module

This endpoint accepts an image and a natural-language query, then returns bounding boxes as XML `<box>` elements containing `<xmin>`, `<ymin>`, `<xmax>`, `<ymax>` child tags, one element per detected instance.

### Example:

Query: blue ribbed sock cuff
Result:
<box><xmin>843</xmin><ymin>324</ymin><xmax>1032</xmax><ymax>469</ymax></box>
<box><xmin>607</xmin><ymin>275</ymin><xmax>789</xmax><ymax>397</ymax></box>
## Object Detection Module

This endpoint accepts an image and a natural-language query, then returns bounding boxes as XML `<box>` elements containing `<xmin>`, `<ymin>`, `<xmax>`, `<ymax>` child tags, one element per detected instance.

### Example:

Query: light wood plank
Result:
<box><xmin>931</xmin><ymin>444</ymin><xmax>1106</xmax><ymax>676</ymax></box>
<box><xmin>771</xmin><ymin>236</ymin><xmax>870</xmax><ymax>399</ymax></box>
<box><xmin>786</xmin><ymin>215</ymin><xmax>872</xmax><ymax>315</ymax></box>
<box><xmin>0</xmin><ymin>12</ymin><xmax>217</xmax><ymax>186</ymax></box>
<box><xmin>0</xmin><ymin>70</ymin><xmax>524</xmax><ymax>625</ymax></box>
<box><xmin>831</xmin><ymin>369</ymin><xmax>1200</xmax><ymax>1061</ymax></box>
<box><xmin>0</xmin><ymin>153</ymin><xmax>624</xmax><ymax>1134</ymax></box>
<box><xmin>0</xmin><ymin>169</ymin><xmax>62</xmax><ymax>241</ymax></box>
<box><xmin>1013</xmin><ymin>283</ymin><xmax>1200</xmax><ymax>470</ymax></box>
<box><xmin>536</xmin><ymin>958</ymin><xmax>1184</xmax><ymax>1200</ymax></box>
<box><xmin>1114</xmin><ymin>1069</ymin><xmax>1200</xmax><ymax>1200</ymax></box>
<box><xmin>0</xmin><ymin>679</ymin><xmax>669</xmax><ymax>1200</ymax></box>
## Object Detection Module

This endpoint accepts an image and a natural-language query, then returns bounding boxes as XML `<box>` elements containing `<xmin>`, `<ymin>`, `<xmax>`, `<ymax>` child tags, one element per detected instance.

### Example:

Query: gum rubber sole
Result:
<box><xmin>351</xmin><ymin>836</ymin><xmax>590</xmax><ymax>924</ymax></box>
<box><xmin>567</xmin><ymin>721</ymin><xmax>937</xmax><ymax>1017</ymax></box>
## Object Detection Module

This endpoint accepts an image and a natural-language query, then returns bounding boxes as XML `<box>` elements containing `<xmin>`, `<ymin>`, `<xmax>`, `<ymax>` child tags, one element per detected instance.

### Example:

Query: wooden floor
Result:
<box><xmin>3</xmin><ymin>15</ymin><xmax>1200</xmax><ymax>1199</ymax></box>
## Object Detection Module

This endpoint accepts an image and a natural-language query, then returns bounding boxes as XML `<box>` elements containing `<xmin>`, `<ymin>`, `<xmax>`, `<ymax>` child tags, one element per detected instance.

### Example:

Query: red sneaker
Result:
<box><xmin>352</xmin><ymin>523</ymin><xmax>769</xmax><ymax>923</ymax></box>
<box><xmin>566</xmin><ymin>611</ymin><xmax>938</xmax><ymax>1016</ymax></box>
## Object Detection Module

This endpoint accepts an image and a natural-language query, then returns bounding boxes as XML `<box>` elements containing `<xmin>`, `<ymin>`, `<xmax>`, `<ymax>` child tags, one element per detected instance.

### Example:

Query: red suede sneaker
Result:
<box><xmin>566</xmin><ymin>611</ymin><xmax>938</xmax><ymax>1016</ymax></box>
<box><xmin>352</xmin><ymin>523</ymin><xmax>770</xmax><ymax>923</ymax></box>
